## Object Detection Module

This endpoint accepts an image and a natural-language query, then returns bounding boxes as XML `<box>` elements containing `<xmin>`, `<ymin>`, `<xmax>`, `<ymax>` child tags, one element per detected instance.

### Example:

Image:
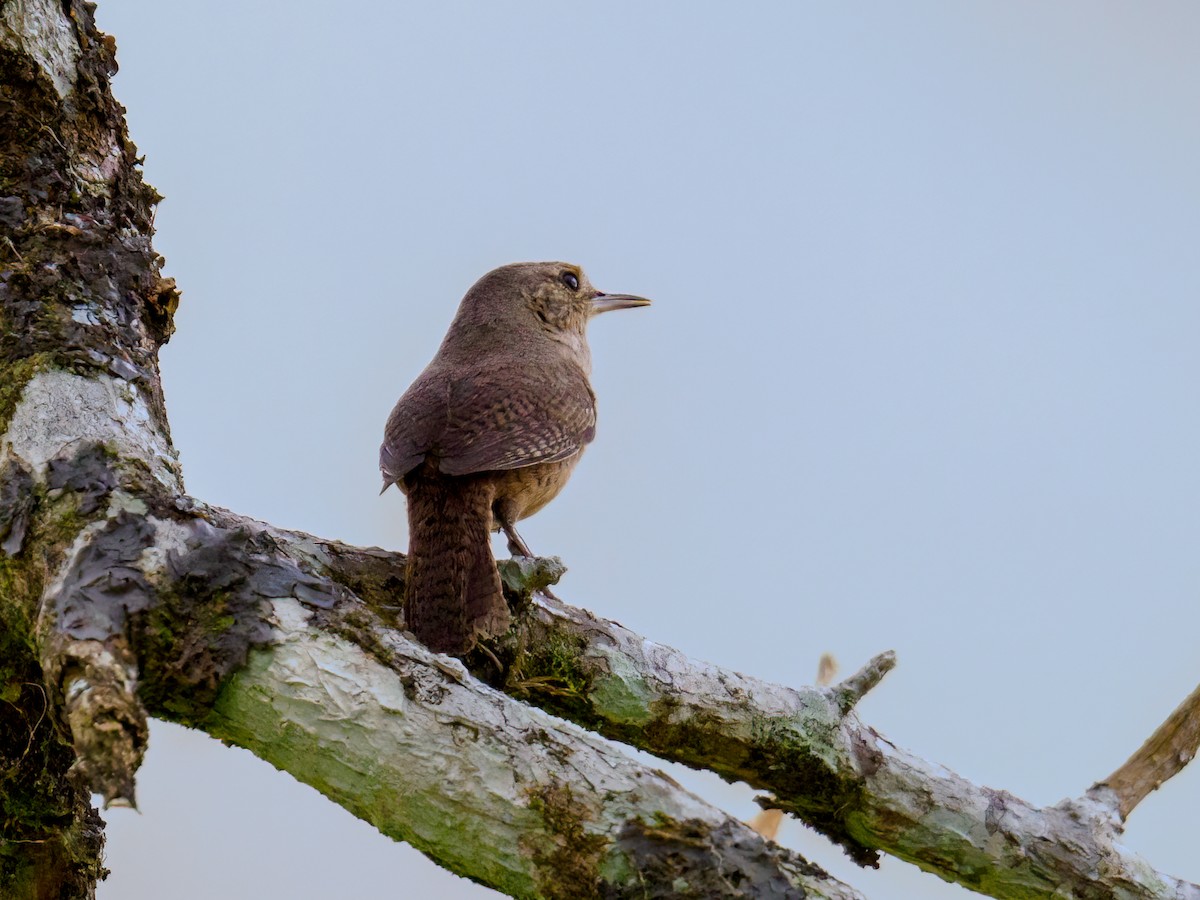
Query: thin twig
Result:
<box><xmin>831</xmin><ymin>650</ymin><xmax>897</xmax><ymax>715</ymax></box>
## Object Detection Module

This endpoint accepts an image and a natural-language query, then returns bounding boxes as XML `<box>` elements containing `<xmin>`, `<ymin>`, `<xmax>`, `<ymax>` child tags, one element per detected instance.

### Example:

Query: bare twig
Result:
<box><xmin>1090</xmin><ymin>678</ymin><xmax>1200</xmax><ymax>819</ymax></box>
<box><xmin>830</xmin><ymin>650</ymin><xmax>897</xmax><ymax>715</ymax></box>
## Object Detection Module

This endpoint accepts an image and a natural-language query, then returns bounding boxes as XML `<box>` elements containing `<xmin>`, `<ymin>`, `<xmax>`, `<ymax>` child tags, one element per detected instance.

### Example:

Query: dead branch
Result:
<box><xmin>1091</xmin><ymin>679</ymin><xmax>1200</xmax><ymax>820</ymax></box>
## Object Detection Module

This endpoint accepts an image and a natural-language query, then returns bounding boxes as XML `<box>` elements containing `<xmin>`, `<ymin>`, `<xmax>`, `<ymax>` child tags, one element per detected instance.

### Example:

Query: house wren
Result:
<box><xmin>380</xmin><ymin>262</ymin><xmax>650</xmax><ymax>654</ymax></box>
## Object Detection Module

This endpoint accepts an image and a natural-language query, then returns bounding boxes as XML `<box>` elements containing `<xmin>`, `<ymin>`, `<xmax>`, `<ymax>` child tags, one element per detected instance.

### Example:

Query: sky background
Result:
<box><xmin>90</xmin><ymin>2</ymin><xmax>1200</xmax><ymax>897</ymax></box>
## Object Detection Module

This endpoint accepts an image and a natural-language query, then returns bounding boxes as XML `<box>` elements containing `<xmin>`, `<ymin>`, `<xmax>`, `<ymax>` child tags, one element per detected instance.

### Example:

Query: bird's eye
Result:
<box><xmin>561</xmin><ymin>272</ymin><xmax>580</xmax><ymax>291</ymax></box>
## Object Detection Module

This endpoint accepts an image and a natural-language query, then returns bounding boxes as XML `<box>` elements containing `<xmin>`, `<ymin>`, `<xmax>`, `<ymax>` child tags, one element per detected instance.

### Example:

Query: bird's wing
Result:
<box><xmin>437</xmin><ymin>360</ymin><xmax>596</xmax><ymax>475</ymax></box>
<box><xmin>380</xmin><ymin>373</ymin><xmax>450</xmax><ymax>487</ymax></box>
<box><xmin>380</xmin><ymin>360</ymin><xmax>596</xmax><ymax>485</ymax></box>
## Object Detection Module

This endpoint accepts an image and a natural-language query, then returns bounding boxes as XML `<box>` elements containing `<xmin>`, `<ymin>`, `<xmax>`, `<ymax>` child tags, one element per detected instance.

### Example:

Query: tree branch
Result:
<box><xmin>320</xmin><ymin>542</ymin><xmax>1200</xmax><ymax>899</ymax></box>
<box><xmin>208</xmin><ymin>592</ymin><xmax>858</xmax><ymax>899</ymax></box>
<box><xmin>19</xmin><ymin>433</ymin><xmax>864</xmax><ymax>897</ymax></box>
<box><xmin>1090</xmin><ymin>679</ymin><xmax>1200</xmax><ymax>820</ymax></box>
<box><xmin>830</xmin><ymin>651</ymin><xmax>896</xmax><ymax>715</ymax></box>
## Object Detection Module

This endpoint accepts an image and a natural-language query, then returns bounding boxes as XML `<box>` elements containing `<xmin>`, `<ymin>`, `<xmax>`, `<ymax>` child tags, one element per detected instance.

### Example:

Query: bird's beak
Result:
<box><xmin>590</xmin><ymin>291</ymin><xmax>652</xmax><ymax>315</ymax></box>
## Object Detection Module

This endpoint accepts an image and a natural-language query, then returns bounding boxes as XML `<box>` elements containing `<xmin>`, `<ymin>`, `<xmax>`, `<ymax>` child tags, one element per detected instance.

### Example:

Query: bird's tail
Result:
<box><xmin>404</xmin><ymin>469</ymin><xmax>510</xmax><ymax>654</ymax></box>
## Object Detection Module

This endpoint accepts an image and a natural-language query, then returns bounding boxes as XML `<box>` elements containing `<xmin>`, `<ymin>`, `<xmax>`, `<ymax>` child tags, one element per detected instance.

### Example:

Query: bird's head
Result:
<box><xmin>462</xmin><ymin>262</ymin><xmax>651</xmax><ymax>336</ymax></box>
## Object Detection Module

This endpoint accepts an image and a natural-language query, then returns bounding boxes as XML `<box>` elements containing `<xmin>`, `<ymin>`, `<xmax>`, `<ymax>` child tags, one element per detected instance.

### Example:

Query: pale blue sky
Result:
<box><xmin>94</xmin><ymin>2</ymin><xmax>1200</xmax><ymax>897</ymax></box>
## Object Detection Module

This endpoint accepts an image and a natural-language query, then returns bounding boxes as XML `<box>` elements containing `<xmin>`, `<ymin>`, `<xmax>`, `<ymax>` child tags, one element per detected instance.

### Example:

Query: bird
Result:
<box><xmin>380</xmin><ymin>262</ymin><xmax>650</xmax><ymax>654</ymax></box>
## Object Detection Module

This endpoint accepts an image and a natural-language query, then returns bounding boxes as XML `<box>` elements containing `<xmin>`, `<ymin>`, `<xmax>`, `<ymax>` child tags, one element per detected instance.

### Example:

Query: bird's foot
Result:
<box><xmin>500</xmin><ymin>520</ymin><xmax>534</xmax><ymax>559</ymax></box>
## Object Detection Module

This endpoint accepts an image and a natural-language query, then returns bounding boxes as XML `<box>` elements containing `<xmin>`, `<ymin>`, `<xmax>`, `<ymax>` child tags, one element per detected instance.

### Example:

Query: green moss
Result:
<box><xmin>748</xmin><ymin>704</ymin><xmax>840</xmax><ymax>771</ymax></box>
<box><xmin>744</xmin><ymin>710</ymin><xmax>879</xmax><ymax>866</ymax></box>
<box><xmin>39</xmin><ymin>500</ymin><xmax>85</xmax><ymax>555</ymax></box>
<box><xmin>595</xmin><ymin>847</ymin><xmax>634</xmax><ymax>887</ymax></box>
<box><xmin>0</xmin><ymin>354</ymin><xmax>49</xmax><ymax>435</ymax></box>
<box><xmin>522</xmin><ymin>781</ymin><xmax>608</xmax><ymax>900</ymax></box>
<box><xmin>137</xmin><ymin>588</ymin><xmax>241</xmax><ymax>725</ymax></box>
<box><xmin>507</xmin><ymin>630</ymin><xmax>595</xmax><ymax>717</ymax></box>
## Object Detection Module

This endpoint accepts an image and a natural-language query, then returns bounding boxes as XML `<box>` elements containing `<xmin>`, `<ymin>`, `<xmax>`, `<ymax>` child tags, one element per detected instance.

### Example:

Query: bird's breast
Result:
<box><xmin>489</xmin><ymin>453</ymin><xmax>584</xmax><ymax>525</ymax></box>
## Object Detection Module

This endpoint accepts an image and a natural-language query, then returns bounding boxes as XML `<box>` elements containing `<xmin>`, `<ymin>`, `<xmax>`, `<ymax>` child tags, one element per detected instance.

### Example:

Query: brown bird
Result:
<box><xmin>380</xmin><ymin>262</ymin><xmax>650</xmax><ymax>654</ymax></box>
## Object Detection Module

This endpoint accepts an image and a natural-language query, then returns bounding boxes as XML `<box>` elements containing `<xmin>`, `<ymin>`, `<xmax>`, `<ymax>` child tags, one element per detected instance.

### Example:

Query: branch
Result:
<box><xmin>830</xmin><ymin>651</ymin><xmax>896</xmax><ymax>716</ymax></box>
<box><xmin>512</xmin><ymin>596</ymin><xmax>1200</xmax><ymax>898</ymax></box>
<box><xmin>322</xmin><ymin>543</ymin><xmax>1200</xmax><ymax>899</ymax></box>
<box><xmin>46</xmin><ymin>452</ymin><xmax>863</xmax><ymax>897</ymax></box>
<box><xmin>1090</xmin><ymin>680</ymin><xmax>1200</xmax><ymax>820</ymax></box>
<box><xmin>209</xmin><ymin>593</ymin><xmax>859</xmax><ymax>899</ymax></box>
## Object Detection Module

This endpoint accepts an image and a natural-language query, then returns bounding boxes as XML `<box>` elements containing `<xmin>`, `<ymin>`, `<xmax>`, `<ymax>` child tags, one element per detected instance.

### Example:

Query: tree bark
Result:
<box><xmin>2</xmin><ymin>3</ymin><xmax>1199</xmax><ymax>899</ymax></box>
<box><xmin>1</xmin><ymin>0</ymin><xmax>168</xmax><ymax>894</ymax></box>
